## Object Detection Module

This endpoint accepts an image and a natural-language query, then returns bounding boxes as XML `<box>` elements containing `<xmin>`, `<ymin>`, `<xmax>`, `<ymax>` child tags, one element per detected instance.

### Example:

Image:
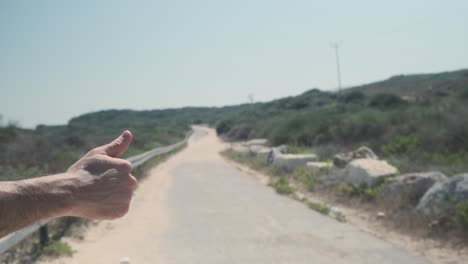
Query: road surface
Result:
<box><xmin>41</xmin><ymin>126</ymin><xmax>427</xmax><ymax>264</ymax></box>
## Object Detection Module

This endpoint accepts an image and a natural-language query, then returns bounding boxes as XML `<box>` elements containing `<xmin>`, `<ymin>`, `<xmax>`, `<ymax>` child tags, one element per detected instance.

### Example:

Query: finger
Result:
<box><xmin>98</xmin><ymin>155</ymin><xmax>133</xmax><ymax>173</ymax></box>
<box><xmin>128</xmin><ymin>174</ymin><xmax>138</xmax><ymax>190</ymax></box>
<box><xmin>97</xmin><ymin>130</ymin><xmax>133</xmax><ymax>157</ymax></box>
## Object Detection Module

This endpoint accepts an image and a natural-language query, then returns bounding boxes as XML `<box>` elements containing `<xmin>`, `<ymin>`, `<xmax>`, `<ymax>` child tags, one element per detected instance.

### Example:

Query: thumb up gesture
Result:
<box><xmin>66</xmin><ymin>131</ymin><xmax>138</xmax><ymax>219</ymax></box>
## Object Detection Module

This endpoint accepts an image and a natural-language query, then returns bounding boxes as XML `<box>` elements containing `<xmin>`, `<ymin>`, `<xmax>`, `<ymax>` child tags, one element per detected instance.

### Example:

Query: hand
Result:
<box><xmin>66</xmin><ymin>130</ymin><xmax>137</xmax><ymax>220</ymax></box>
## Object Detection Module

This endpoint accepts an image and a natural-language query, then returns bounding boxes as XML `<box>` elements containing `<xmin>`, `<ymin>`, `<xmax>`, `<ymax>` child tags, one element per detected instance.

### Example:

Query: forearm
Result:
<box><xmin>0</xmin><ymin>174</ymin><xmax>74</xmax><ymax>238</ymax></box>
<box><xmin>0</xmin><ymin>131</ymin><xmax>136</xmax><ymax>238</ymax></box>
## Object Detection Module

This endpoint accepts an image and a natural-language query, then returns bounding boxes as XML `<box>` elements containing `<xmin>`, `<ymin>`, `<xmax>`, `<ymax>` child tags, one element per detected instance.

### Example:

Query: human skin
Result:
<box><xmin>0</xmin><ymin>131</ymin><xmax>137</xmax><ymax>238</ymax></box>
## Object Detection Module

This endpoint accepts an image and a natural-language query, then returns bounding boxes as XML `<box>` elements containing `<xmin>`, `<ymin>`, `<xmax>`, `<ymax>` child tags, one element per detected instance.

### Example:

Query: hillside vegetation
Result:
<box><xmin>0</xmin><ymin>108</ymin><xmax>213</xmax><ymax>180</ymax></box>
<box><xmin>214</xmin><ymin>69</ymin><xmax>468</xmax><ymax>175</ymax></box>
<box><xmin>2</xmin><ymin>68</ymin><xmax>468</xmax><ymax>180</ymax></box>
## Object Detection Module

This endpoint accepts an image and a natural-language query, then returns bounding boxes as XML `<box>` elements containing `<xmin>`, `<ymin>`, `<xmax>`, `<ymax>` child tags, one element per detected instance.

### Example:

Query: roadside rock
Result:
<box><xmin>344</xmin><ymin>158</ymin><xmax>398</xmax><ymax>187</ymax></box>
<box><xmin>306</xmin><ymin>162</ymin><xmax>332</xmax><ymax>173</ymax></box>
<box><xmin>333</xmin><ymin>147</ymin><xmax>378</xmax><ymax>168</ymax></box>
<box><xmin>230</xmin><ymin>143</ymin><xmax>250</xmax><ymax>153</ymax></box>
<box><xmin>316</xmin><ymin>167</ymin><xmax>346</xmax><ymax>186</ymax></box>
<box><xmin>329</xmin><ymin>207</ymin><xmax>346</xmax><ymax>222</ymax></box>
<box><xmin>417</xmin><ymin>174</ymin><xmax>468</xmax><ymax>217</ymax></box>
<box><xmin>267</xmin><ymin>145</ymin><xmax>287</xmax><ymax>164</ymax></box>
<box><xmin>248</xmin><ymin>145</ymin><xmax>271</xmax><ymax>155</ymax></box>
<box><xmin>271</xmin><ymin>153</ymin><xmax>318</xmax><ymax>170</ymax></box>
<box><xmin>244</xmin><ymin>138</ymin><xmax>268</xmax><ymax>146</ymax></box>
<box><xmin>380</xmin><ymin>172</ymin><xmax>447</xmax><ymax>205</ymax></box>
<box><xmin>230</xmin><ymin>139</ymin><xmax>271</xmax><ymax>155</ymax></box>
<box><xmin>376</xmin><ymin>211</ymin><xmax>386</xmax><ymax>219</ymax></box>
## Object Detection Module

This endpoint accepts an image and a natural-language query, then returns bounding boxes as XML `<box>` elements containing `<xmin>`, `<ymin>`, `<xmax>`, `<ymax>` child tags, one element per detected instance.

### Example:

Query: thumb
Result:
<box><xmin>101</xmin><ymin>130</ymin><xmax>133</xmax><ymax>157</ymax></box>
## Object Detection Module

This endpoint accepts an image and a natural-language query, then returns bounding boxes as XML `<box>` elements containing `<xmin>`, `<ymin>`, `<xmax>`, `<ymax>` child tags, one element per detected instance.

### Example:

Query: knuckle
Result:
<box><xmin>88</xmin><ymin>147</ymin><xmax>101</xmax><ymax>156</ymax></box>
<box><xmin>118</xmin><ymin>160</ymin><xmax>133</xmax><ymax>172</ymax></box>
<box><xmin>117</xmin><ymin>185</ymin><xmax>134</xmax><ymax>200</ymax></box>
<box><xmin>114</xmin><ymin>204</ymin><xmax>130</xmax><ymax>218</ymax></box>
<box><xmin>127</xmin><ymin>175</ymin><xmax>138</xmax><ymax>189</ymax></box>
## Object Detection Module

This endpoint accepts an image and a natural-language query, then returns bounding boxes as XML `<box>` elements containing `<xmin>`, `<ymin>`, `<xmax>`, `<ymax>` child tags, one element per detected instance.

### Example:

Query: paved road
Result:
<box><xmin>43</xmin><ymin>126</ymin><xmax>428</xmax><ymax>264</ymax></box>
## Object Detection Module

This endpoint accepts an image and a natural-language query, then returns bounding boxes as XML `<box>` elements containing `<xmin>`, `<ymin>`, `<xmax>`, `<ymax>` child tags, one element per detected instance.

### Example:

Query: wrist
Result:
<box><xmin>14</xmin><ymin>173</ymin><xmax>76</xmax><ymax>219</ymax></box>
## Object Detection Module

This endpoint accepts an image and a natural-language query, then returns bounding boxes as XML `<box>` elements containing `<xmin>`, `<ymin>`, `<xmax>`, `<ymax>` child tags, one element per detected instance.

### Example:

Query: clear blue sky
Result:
<box><xmin>1</xmin><ymin>0</ymin><xmax>467</xmax><ymax>128</ymax></box>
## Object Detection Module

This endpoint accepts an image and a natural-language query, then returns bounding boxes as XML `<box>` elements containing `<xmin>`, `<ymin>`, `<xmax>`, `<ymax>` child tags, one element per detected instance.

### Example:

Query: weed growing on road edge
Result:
<box><xmin>293</xmin><ymin>167</ymin><xmax>316</xmax><ymax>191</ymax></box>
<box><xmin>269</xmin><ymin>177</ymin><xmax>295</xmax><ymax>195</ymax></box>
<box><xmin>455</xmin><ymin>202</ymin><xmax>468</xmax><ymax>231</ymax></box>
<box><xmin>250</xmin><ymin>153</ymin><xmax>269</xmax><ymax>170</ymax></box>
<box><xmin>336</xmin><ymin>182</ymin><xmax>383</xmax><ymax>202</ymax></box>
<box><xmin>306</xmin><ymin>200</ymin><xmax>331</xmax><ymax>215</ymax></box>
<box><xmin>42</xmin><ymin>241</ymin><xmax>74</xmax><ymax>257</ymax></box>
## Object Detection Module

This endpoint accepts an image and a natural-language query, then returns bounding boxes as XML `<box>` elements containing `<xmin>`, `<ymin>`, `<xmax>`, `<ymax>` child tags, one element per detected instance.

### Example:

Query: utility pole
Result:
<box><xmin>331</xmin><ymin>42</ymin><xmax>342</xmax><ymax>92</ymax></box>
<box><xmin>248</xmin><ymin>93</ymin><xmax>254</xmax><ymax>104</ymax></box>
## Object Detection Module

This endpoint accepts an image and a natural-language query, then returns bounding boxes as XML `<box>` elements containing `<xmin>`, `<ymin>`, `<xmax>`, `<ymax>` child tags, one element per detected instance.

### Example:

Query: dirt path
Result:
<box><xmin>39</xmin><ymin>126</ymin><xmax>428</xmax><ymax>264</ymax></box>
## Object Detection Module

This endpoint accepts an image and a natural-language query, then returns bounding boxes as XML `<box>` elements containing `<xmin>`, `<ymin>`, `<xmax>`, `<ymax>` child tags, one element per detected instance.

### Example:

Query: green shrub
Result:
<box><xmin>369</xmin><ymin>93</ymin><xmax>403</xmax><ymax>108</ymax></box>
<box><xmin>431</xmin><ymin>152</ymin><xmax>468</xmax><ymax>167</ymax></box>
<box><xmin>42</xmin><ymin>241</ymin><xmax>74</xmax><ymax>257</ymax></box>
<box><xmin>455</xmin><ymin>201</ymin><xmax>468</xmax><ymax>230</ymax></box>
<box><xmin>337</xmin><ymin>182</ymin><xmax>382</xmax><ymax>201</ymax></box>
<box><xmin>339</xmin><ymin>91</ymin><xmax>366</xmax><ymax>104</ymax></box>
<box><xmin>337</xmin><ymin>183</ymin><xmax>355</xmax><ymax>195</ymax></box>
<box><xmin>0</xmin><ymin>127</ymin><xmax>17</xmax><ymax>144</ymax></box>
<box><xmin>460</xmin><ymin>87</ymin><xmax>468</xmax><ymax>99</ymax></box>
<box><xmin>251</xmin><ymin>155</ymin><xmax>268</xmax><ymax>169</ymax></box>
<box><xmin>222</xmin><ymin>149</ymin><xmax>242</xmax><ymax>161</ymax></box>
<box><xmin>306</xmin><ymin>200</ymin><xmax>330</xmax><ymax>215</ymax></box>
<box><xmin>216</xmin><ymin>120</ymin><xmax>233</xmax><ymax>135</ymax></box>
<box><xmin>293</xmin><ymin>167</ymin><xmax>316</xmax><ymax>191</ymax></box>
<box><xmin>269</xmin><ymin>177</ymin><xmax>295</xmax><ymax>195</ymax></box>
<box><xmin>268</xmin><ymin>165</ymin><xmax>288</xmax><ymax>176</ymax></box>
<box><xmin>363</xmin><ymin>186</ymin><xmax>381</xmax><ymax>201</ymax></box>
<box><xmin>382</xmin><ymin>135</ymin><xmax>420</xmax><ymax>156</ymax></box>
<box><xmin>227</xmin><ymin>124</ymin><xmax>254</xmax><ymax>140</ymax></box>
<box><xmin>286</xmin><ymin>145</ymin><xmax>309</xmax><ymax>154</ymax></box>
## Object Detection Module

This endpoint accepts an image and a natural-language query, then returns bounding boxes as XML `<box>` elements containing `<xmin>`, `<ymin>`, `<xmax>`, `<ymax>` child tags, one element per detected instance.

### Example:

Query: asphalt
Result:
<box><xmin>157</xmin><ymin>126</ymin><xmax>427</xmax><ymax>264</ymax></box>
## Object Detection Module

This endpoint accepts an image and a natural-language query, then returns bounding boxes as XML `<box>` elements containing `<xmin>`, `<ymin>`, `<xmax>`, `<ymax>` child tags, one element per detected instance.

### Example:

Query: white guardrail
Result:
<box><xmin>0</xmin><ymin>133</ymin><xmax>191</xmax><ymax>256</ymax></box>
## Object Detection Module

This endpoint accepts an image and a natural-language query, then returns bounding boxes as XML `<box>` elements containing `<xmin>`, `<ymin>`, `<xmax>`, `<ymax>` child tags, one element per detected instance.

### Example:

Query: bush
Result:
<box><xmin>363</xmin><ymin>186</ymin><xmax>382</xmax><ymax>201</ymax></box>
<box><xmin>336</xmin><ymin>182</ymin><xmax>382</xmax><ymax>202</ymax></box>
<box><xmin>339</xmin><ymin>91</ymin><xmax>366</xmax><ymax>104</ymax></box>
<box><xmin>293</xmin><ymin>167</ymin><xmax>316</xmax><ymax>191</ymax></box>
<box><xmin>455</xmin><ymin>201</ymin><xmax>468</xmax><ymax>231</ymax></box>
<box><xmin>226</xmin><ymin>124</ymin><xmax>254</xmax><ymax>140</ymax></box>
<box><xmin>306</xmin><ymin>200</ymin><xmax>330</xmax><ymax>215</ymax></box>
<box><xmin>0</xmin><ymin>127</ymin><xmax>17</xmax><ymax>144</ymax></box>
<box><xmin>460</xmin><ymin>87</ymin><xmax>468</xmax><ymax>99</ymax></box>
<box><xmin>215</xmin><ymin>120</ymin><xmax>233</xmax><ymax>135</ymax></box>
<box><xmin>42</xmin><ymin>241</ymin><xmax>74</xmax><ymax>257</ymax></box>
<box><xmin>286</xmin><ymin>145</ymin><xmax>309</xmax><ymax>154</ymax></box>
<box><xmin>369</xmin><ymin>93</ymin><xmax>403</xmax><ymax>108</ymax></box>
<box><xmin>251</xmin><ymin>155</ymin><xmax>268</xmax><ymax>169</ymax></box>
<box><xmin>337</xmin><ymin>183</ymin><xmax>355</xmax><ymax>194</ymax></box>
<box><xmin>269</xmin><ymin>177</ymin><xmax>295</xmax><ymax>195</ymax></box>
<box><xmin>268</xmin><ymin>165</ymin><xmax>288</xmax><ymax>176</ymax></box>
<box><xmin>382</xmin><ymin>135</ymin><xmax>420</xmax><ymax>156</ymax></box>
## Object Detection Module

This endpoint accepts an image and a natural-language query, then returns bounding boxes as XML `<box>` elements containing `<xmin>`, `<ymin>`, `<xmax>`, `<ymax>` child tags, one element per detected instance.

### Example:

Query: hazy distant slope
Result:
<box><xmin>347</xmin><ymin>69</ymin><xmax>468</xmax><ymax>98</ymax></box>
